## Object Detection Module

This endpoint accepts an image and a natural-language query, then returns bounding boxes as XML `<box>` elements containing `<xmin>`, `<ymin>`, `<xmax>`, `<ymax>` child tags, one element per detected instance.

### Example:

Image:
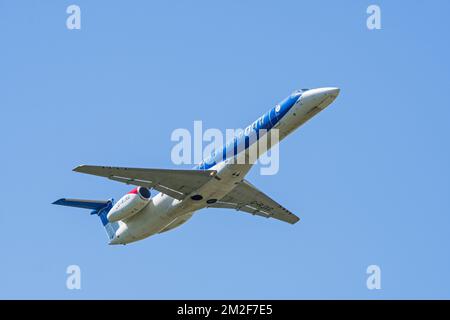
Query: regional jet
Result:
<box><xmin>53</xmin><ymin>87</ymin><xmax>340</xmax><ymax>244</ymax></box>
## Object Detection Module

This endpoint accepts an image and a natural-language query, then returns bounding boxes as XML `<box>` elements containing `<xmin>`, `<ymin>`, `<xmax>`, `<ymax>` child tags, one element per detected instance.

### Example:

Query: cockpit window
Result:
<box><xmin>291</xmin><ymin>88</ymin><xmax>309</xmax><ymax>97</ymax></box>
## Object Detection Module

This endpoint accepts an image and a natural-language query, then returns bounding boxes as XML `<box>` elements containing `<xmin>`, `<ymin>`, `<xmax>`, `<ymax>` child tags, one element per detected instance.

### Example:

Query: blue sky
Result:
<box><xmin>1</xmin><ymin>0</ymin><xmax>449</xmax><ymax>299</ymax></box>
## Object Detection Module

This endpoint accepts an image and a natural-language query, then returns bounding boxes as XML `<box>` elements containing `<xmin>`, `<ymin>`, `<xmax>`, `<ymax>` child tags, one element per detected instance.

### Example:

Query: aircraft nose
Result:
<box><xmin>323</xmin><ymin>87</ymin><xmax>340</xmax><ymax>97</ymax></box>
<box><xmin>300</xmin><ymin>87</ymin><xmax>340</xmax><ymax>109</ymax></box>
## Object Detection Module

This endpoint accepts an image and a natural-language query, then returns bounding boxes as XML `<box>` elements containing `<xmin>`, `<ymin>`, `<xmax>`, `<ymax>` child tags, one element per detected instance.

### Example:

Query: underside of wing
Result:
<box><xmin>73</xmin><ymin>165</ymin><xmax>216</xmax><ymax>200</ymax></box>
<box><xmin>208</xmin><ymin>180</ymin><xmax>299</xmax><ymax>224</ymax></box>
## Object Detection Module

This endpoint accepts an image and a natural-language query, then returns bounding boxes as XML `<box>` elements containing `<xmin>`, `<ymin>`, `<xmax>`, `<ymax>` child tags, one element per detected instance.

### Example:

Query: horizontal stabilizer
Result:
<box><xmin>53</xmin><ymin>198</ymin><xmax>118</xmax><ymax>241</ymax></box>
<box><xmin>52</xmin><ymin>198</ymin><xmax>110</xmax><ymax>211</ymax></box>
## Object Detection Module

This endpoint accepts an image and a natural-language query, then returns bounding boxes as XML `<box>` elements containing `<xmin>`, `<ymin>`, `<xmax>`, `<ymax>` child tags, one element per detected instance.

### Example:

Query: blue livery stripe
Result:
<box><xmin>195</xmin><ymin>91</ymin><xmax>302</xmax><ymax>170</ymax></box>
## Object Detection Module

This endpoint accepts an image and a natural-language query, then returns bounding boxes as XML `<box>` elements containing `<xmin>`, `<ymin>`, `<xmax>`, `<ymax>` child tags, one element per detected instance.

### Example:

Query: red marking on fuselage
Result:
<box><xmin>128</xmin><ymin>188</ymin><xmax>138</xmax><ymax>194</ymax></box>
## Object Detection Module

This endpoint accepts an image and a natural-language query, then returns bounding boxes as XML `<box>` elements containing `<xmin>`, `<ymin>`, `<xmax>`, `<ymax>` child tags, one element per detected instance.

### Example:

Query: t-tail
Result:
<box><xmin>52</xmin><ymin>198</ymin><xmax>120</xmax><ymax>241</ymax></box>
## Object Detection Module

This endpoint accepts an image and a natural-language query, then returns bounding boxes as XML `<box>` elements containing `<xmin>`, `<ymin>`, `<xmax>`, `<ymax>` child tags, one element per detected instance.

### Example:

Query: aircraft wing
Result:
<box><xmin>73</xmin><ymin>165</ymin><xmax>217</xmax><ymax>200</ymax></box>
<box><xmin>208</xmin><ymin>180</ymin><xmax>300</xmax><ymax>224</ymax></box>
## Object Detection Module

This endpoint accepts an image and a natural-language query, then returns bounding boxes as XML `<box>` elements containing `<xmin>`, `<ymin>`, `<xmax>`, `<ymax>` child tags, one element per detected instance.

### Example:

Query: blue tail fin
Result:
<box><xmin>52</xmin><ymin>198</ymin><xmax>120</xmax><ymax>241</ymax></box>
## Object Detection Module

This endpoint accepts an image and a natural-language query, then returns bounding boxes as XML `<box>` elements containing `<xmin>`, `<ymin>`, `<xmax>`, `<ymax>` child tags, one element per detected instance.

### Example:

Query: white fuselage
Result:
<box><xmin>110</xmin><ymin>87</ymin><xmax>339</xmax><ymax>244</ymax></box>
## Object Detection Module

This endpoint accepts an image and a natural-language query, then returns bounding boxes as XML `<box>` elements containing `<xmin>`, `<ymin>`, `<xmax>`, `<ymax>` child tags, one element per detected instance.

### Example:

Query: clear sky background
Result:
<box><xmin>1</xmin><ymin>0</ymin><xmax>449</xmax><ymax>299</ymax></box>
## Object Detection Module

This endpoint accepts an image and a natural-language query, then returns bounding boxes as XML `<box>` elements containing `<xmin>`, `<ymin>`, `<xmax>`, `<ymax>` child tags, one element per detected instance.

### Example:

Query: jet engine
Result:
<box><xmin>107</xmin><ymin>187</ymin><xmax>151</xmax><ymax>222</ymax></box>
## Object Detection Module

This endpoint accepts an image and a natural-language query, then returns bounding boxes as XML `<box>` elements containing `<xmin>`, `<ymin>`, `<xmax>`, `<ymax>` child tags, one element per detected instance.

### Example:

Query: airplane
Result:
<box><xmin>53</xmin><ymin>87</ymin><xmax>340</xmax><ymax>245</ymax></box>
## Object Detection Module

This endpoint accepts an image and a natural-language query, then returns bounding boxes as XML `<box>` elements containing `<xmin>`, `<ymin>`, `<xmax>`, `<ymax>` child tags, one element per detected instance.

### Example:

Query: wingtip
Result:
<box><xmin>291</xmin><ymin>216</ymin><xmax>300</xmax><ymax>224</ymax></box>
<box><xmin>73</xmin><ymin>165</ymin><xmax>88</xmax><ymax>173</ymax></box>
<box><xmin>52</xmin><ymin>199</ymin><xmax>65</xmax><ymax>205</ymax></box>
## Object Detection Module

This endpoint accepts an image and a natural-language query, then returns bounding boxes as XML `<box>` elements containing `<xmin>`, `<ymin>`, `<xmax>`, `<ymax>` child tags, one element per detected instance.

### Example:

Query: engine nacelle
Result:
<box><xmin>107</xmin><ymin>187</ymin><xmax>151</xmax><ymax>222</ymax></box>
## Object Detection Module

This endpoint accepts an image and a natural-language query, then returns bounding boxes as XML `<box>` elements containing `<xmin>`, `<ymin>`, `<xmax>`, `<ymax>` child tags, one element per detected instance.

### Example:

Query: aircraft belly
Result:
<box><xmin>158</xmin><ymin>213</ymin><xmax>193</xmax><ymax>234</ymax></box>
<box><xmin>199</xmin><ymin>163</ymin><xmax>252</xmax><ymax>198</ymax></box>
